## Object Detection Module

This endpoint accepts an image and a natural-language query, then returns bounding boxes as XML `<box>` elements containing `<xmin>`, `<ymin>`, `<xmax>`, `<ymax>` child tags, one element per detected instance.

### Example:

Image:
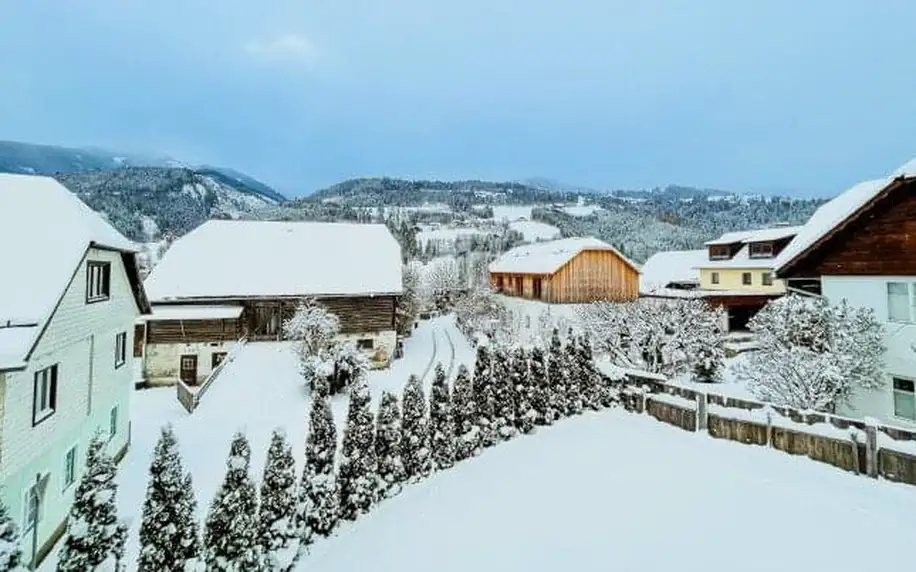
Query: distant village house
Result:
<box><xmin>140</xmin><ymin>220</ymin><xmax>403</xmax><ymax>386</ymax></box>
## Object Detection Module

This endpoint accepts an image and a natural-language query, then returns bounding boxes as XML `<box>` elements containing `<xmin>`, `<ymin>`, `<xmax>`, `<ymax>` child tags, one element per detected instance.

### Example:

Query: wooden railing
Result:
<box><xmin>175</xmin><ymin>337</ymin><xmax>248</xmax><ymax>414</ymax></box>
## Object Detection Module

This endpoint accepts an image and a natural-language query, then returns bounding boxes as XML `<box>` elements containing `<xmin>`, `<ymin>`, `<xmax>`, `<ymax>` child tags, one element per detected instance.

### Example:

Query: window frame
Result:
<box><xmin>892</xmin><ymin>377</ymin><xmax>916</xmax><ymax>421</ymax></box>
<box><xmin>762</xmin><ymin>272</ymin><xmax>774</xmax><ymax>286</ymax></box>
<box><xmin>741</xmin><ymin>272</ymin><xmax>752</xmax><ymax>286</ymax></box>
<box><xmin>32</xmin><ymin>364</ymin><xmax>58</xmax><ymax>426</ymax></box>
<box><xmin>63</xmin><ymin>445</ymin><xmax>77</xmax><ymax>491</ymax></box>
<box><xmin>86</xmin><ymin>261</ymin><xmax>112</xmax><ymax>304</ymax></box>
<box><xmin>886</xmin><ymin>281</ymin><xmax>914</xmax><ymax>324</ymax></box>
<box><xmin>710</xmin><ymin>272</ymin><xmax>720</xmax><ymax>285</ymax></box>
<box><xmin>211</xmin><ymin>351</ymin><xmax>228</xmax><ymax>369</ymax></box>
<box><xmin>748</xmin><ymin>242</ymin><xmax>774</xmax><ymax>259</ymax></box>
<box><xmin>357</xmin><ymin>338</ymin><xmax>375</xmax><ymax>350</ymax></box>
<box><xmin>709</xmin><ymin>245</ymin><xmax>730</xmax><ymax>260</ymax></box>
<box><xmin>114</xmin><ymin>332</ymin><xmax>127</xmax><ymax>369</ymax></box>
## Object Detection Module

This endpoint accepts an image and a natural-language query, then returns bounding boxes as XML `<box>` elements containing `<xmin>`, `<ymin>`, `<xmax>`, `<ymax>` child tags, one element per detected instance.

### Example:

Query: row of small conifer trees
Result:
<box><xmin>0</xmin><ymin>328</ymin><xmax>617</xmax><ymax>572</ymax></box>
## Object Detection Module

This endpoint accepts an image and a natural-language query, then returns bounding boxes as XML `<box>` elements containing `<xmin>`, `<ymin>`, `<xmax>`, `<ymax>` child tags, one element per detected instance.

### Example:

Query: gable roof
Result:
<box><xmin>639</xmin><ymin>250</ymin><xmax>706</xmax><ymax>292</ymax></box>
<box><xmin>144</xmin><ymin>220</ymin><xmax>403</xmax><ymax>301</ymax></box>
<box><xmin>704</xmin><ymin>225</ymin><xmax>802</xmax><ymax>246</ymax></box>
<box><xmin>775</xmin><ymin>158</ymin><xmax>916</xmax><ymax>276</ymax></box>
<box><xmin>488</xmin><ymin>236</ymin><xmax>640</xmax><ymax>275</ymax></box>
<box><xmin>0</xmin><ymin>174</ymin><xmax>141</xmax><ymax>370</ymax></box>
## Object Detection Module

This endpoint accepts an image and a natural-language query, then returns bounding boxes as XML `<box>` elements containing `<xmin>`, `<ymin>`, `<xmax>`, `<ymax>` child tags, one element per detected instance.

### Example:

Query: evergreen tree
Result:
<box><xmin>0</xmin><ymin>498</ymin><xmax>25</xmax><ymax>572</ymax></box>
<box><xmin>137</xmin><ymin>425</ymin><xmax>200</xmax><ymax>572</ymax></box>
<box><xmin>401</xmin><ymin>374</ymin><xmax>432</xmax><ymax>481</ymax></box>
<box><xmin>338</xmin><ymin>373</ymin><xmax>378</xmax><ymax>521</ymax></box>
<box><xmin>57</xmin><ymin>436</ymin><xmax>127</xmax><ymax>572</ymax></box>
<box><xmin>204</xmin><ymin>433</ymin><xmax>261</xmax><ymax>571</ymax></box>
<box><xmin>472</xmin><ymin>344</ymin><xmax>497</xmax><ymax>448</ymax></box>
<box><xmin>577</xmin><ymin>335</ymin><xmax>601</xmax><ymax>411</ymax></box>
<box><xmin>491</xmin><ymin>346</ymin><xmax>517</xmax><ymax>440</ymax></box>
<box><xmin>374</xmin><ymin>391</ymin><xmax>405</xmax><ymax>499</ymax></box>
<box><xmin>429</xmin><ymin>364</ymin><xmax>456</xmax><ymax>470</ymax></box>
<box><xmin>512</xmin><ymin>347</ymin><xmax>536</xmax><ymax>434</ymax></box>
<box><xmin>546</xmin><ymin>329</ymin><xmax>568</xmax><ymax>421</ymax></box>
<box><xmin>565</xmin><ymin>331</ymin><xmax>584</xmax><ymax>416</ymax></box>
<box><xmin>258</xmin><ymin>429</ymin><xmax>299</xmax><ymax>572</ymax></box>
<box><xmin>451</xmin><ymin>364</ymin><xmax>479</xmax><ymax>461</ymax></box>
<box><xmin>296</xmin><ymin>394</ymin><xmax>339</xmax><ymax>546</ymax></box>
<box><xmin>530</xmin><ymin>345</ymin><xmax>551</xmax><ymax>426</ymax></box>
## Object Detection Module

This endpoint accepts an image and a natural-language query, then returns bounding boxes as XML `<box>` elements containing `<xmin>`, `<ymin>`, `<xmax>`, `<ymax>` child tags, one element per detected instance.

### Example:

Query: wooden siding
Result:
<box><xmin>792</xmin><ymin>180</ymin><xmax>916</xmax><ymax>276</ymax></box>
<box><xmin>146</xmin><ymin>318</ymin><xmax>242</xmax><ymax>344</ymax></box>
<box><xmin>243</xmin><ymin>296</ymin><xmax>397</xmax><ymax>341</ymax></box>
<box><xmin>490</xmin><ymin>249</ymin><xmax>638</xmax><ymax>303</ymax></box>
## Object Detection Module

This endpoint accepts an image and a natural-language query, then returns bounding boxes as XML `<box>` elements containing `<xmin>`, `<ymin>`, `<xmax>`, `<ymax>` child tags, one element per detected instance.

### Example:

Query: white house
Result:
<box><xmin>775</xmin><ymin>158</ymin><xmax>916</xmax><ymax>427</ymax></box>
<box><xmin>0</xmin><ymin>174</ymin><xmax>150</xmax><ymax>567</ymax></box>
<box><xmin>140</xmin><ymin>220</ymin><xmax>403</xmax><ymax>385</ymax></box>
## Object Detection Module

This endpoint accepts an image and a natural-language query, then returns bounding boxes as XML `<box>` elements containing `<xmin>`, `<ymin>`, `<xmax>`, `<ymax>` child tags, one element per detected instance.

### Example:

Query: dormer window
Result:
<box><xmin>86</xmin><ymin>261</ymin><xmax>111</xmax><ymax>303</ymax></box>
<box><xmin>709</xmin><ymin>245</ymin><xmax>730</xmax><ymax>260</ymax></box>
<box><xmin>749</xmin><ymin>242</ymin><xmax>774</xmax><ymax>259</ymax></box>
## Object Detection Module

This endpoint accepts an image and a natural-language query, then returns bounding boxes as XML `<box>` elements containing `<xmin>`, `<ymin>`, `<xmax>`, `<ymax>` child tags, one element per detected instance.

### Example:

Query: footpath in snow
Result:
<box><xmin>302</xmin><ymin>409</ymin><xmax>916</xmax><ymax>572</ymax></box>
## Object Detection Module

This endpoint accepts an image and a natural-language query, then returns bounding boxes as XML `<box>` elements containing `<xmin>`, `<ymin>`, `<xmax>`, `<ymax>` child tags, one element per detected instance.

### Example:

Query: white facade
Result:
<box><xmin>0</xmin><ymin>247</ymin><xmax>139</xmax><ymax>564</ymax></box>
<box><xmin>144</xmin><ymin>339</ymin><xmax>238</xmax><ymax>386</ymax></box>
<box><xmin>821</xmin><ymin>276</ymin><xmax>916</xmax><ymax>427</ymax></box>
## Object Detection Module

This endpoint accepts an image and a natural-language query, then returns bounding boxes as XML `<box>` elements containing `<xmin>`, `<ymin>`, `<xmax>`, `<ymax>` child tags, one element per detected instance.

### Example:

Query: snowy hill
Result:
<box><xmin>303</xmin><ymin>410</ymin><xmax>916</xmax><ymax>572</ymax></box>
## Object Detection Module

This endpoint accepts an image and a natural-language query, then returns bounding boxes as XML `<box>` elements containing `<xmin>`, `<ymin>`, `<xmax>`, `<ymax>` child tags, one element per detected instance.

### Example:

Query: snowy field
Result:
<box><xmin>415</xmin><ymin>226</ymin><xmax>488</xmax><ymax>248</ymax></box>
<box><xmin>40</xmin><ymin>316</ymin><xmax>476</xmax><ymax>571</ymax></box>
<box><xmin>302</xmin><ymin>409</ymin><xmax>916</xmax><ymax>572</ymax></box>
<box><xmin>492</xmin><ymin>205</ymin><xmax>533</xmax><ymax>221</ymax></box>
<box><xmin>562</xmin><ymin>204</ymin><xmax>602</xmax><ymax>217</ymax></box>
<box><xmin>508</xmin><ymin>220</ymin><xmax>561</xmax><ymax>242</ymax></box>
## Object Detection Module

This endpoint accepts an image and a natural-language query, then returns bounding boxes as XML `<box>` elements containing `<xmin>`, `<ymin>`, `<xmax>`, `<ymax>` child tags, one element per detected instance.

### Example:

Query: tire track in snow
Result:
<box><xmin>443</xmin><ymin>327</ymin><xmax>456</xmax><ymax>379</ymax></box>
<box><xmin>419</xmin><ymin>324</ymin><xmax>439</xmax><ymax>383</ymax></box>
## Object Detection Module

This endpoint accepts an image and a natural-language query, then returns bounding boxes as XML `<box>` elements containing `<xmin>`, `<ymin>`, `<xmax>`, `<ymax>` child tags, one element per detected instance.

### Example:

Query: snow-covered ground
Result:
<box><xmin>302</xmin><ymin>409</ymin><xmax>916</xmax><ymax>572</ymax></box>
<box><xmin>415</xmin><ymin>226</ymin><xmax>488</xmax><ymax>248</ymax></box>
<box><xmin>40</xmin><ymin>316</ymin><xmax>476</xmax><ymax>571</ymax></box>
<box><xmin>508</xmin><ymin>220</ymin><xmax>561</xmax><ymax>242</ymax></box>
<box><xmin>667</xmin><ymin>352</ymin><xmax>754</xmax><ymax>399</ymax></box>
<box><xmin>562</xmin><ymin>204</ymin><xmax>602</xmax><ymax>217</ymax></box>
<box><xmin>492</xmin><ymin>205</ymin><xmax>533</xmax><ymax>221</ymax></box>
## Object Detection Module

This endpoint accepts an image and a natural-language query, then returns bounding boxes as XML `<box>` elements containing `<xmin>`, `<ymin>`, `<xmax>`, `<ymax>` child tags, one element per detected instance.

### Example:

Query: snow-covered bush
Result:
<box><xmin>420</xmin><ymin>257</ymin><xmax>462</xmax><ymax>309</ymax></box>
<box><xmin>564</xmin><ymin>332</ymin><xmax>584</xmax><ymax>416</ymax></box>
<box><xmin>575</xmin><ymin>335</ymin><xmax>601</xmax><ymax>411</ymax></box>
<box><xmin>737</xmin><ymin>295</ymin><xmax>884</xmax><ymax>411</ymax></box>
<box><xmin>338</xmin><ymin>374</ymin><xmax>378</xmax><ymax>521</ymax></box>
<box><xmin>472</xmin><ymin>344</ymin><xmax>498</xmax><ymax>448</ymax></box>
<box><xmin>454</xmin><ymin>286</ymin><xmax>514</xmax><ymax>344</ymax></box>
<box><xmin>284</xmin><ymin>299</ymin><xmax>341</xmax><ymax>393</ymax></box>
<box><xmin>491</xmin><ymin>346</ymin><xmax>518</xmax><ymax>440</ymax></box>
<box><xmin>512</xmin><ymin>347</ymin><xmax>536</xmax><ymax>434</ymax></box>
<box><xmin>374</xmin><ymin>392</ymin><xmax>406</xmax><ymax>499</ymax></box>
<box><xmin>0</xmin><ymin>498</ymin><xmax>25</xmax><ymax>572</ymax></box>
<box><xmin>546</xmin><ymin>329</ymin><xmax>568</xmax><ymax>421</ymax></box>
<box><xmin>328</xmin><ymin>342</ymin><xmax>370</xmax><ymax>395</ymax></box>
<box><xmin>401</xmin><ymin>374</ymin><xmax>432</xmax><ymax>481</ymax></box>
<box><xmin>258</xmin><ymin>429</ymin><xmax>299</xmax><ymax>571</ymax></box>
<box><xmin>396</xmin><ymin>262</ymin><xmax>423</xmax><ymax>336</ymax></box>
<box><xmin>452</xmin><ymin>364</ymin><xmax>479</xmax><ymax>460</ymax></box>
<box><xmin>204</xmin><ymin>433</ymin><xmax>261</xmax><ymax>571</ymax></box>
<box><xmin>57</xmin><ymin>435</ymin><xmax>127</xmax><ymax>572</ymax></box>
<box><xmin>429</xmin><ymin>364</ymin><xmax>457</xmax><ymax>470</ymax></box>
<box><xmin>137</xmin><ymin>425</ymin><xmax>200</xmax><ymax>572</ymax></box>
<box><xmin>297</xmin><ymin>394</ymin><xmax>339</xmax><ymax>545</ymax></box>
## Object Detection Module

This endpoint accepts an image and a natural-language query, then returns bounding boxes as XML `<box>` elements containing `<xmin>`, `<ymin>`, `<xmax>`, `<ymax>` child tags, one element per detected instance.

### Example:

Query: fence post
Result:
<box><xmin>696</xmin><ymin>392</ymin><xmax>708</xmax><ymax>432</ymax></box>
<box><xmin>765</xmin><ymin>407</ymin><xmax>774</xmax><ymax>447</ymax></box>
<box><xmin>865</xmin><ymin>423</ymin><xmax>879</xmax><ymax>479</ymax></box>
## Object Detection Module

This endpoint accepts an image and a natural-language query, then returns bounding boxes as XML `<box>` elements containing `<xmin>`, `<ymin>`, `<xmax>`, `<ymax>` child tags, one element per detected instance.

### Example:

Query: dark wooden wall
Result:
<box><xmin>791</xmin><ymin>180</ymin><xmax>916</xmax><ymax>276</ymax></box>
<box><xmin>147</xmin><ymin>318</ymin><xmax>242</xmax><ymax>344</ymax></box>
<box><xmin>243</xmin><ymin>296</ymin><xmax>397</xmax><ymax>340</ymax></box>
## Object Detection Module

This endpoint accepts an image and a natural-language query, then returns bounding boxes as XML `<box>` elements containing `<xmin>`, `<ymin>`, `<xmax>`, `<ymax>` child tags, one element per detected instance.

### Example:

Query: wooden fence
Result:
<box><xmin>612</xmin><ymin>374</ymin><xmax>916</xmax><ymax>487</ymax></box>
<box><xmin>175</xmin><ymin>337</ymin><xmax>248</xmax><ymax>414</ymax></box>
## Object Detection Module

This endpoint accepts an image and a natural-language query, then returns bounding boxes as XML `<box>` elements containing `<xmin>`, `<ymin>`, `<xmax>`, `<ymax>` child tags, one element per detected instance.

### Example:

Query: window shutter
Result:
<box><xmin>50</xmin><ymin>365</ymin><xmax>58</xmax><ymax>409</ymax></box>
<box><xmin>32</xmin><ymin>372</ymin><xmax>40</xmax><ymax>423</ymax></box>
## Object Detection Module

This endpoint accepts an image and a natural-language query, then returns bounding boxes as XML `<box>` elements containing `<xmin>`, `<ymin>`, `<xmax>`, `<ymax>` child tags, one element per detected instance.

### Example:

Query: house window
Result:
<box><xmin>711</xmin><ymin>272</ymin><xmax>720</xmax><ymax>285</ymax></box>
<box><xmin>887</xmin><ymin>282</ymin><xmax>913</xmax><ymax>323</ymax></box>
<box><xmin>114</xmin><ymin>332</ymin><xmax>127</xmax><ymax>368</ymax></box>
<box><xmin>32</xmin><ymin>364</ymin><xmax>58</xmax><ymax>425</ymax></box>
<box><xmin>86</xmin><ymin>261</ymin><xmax>111</xmax><ymax>303</ymax></box>
<box><xmin>742</xmin><ymin>272</ymin><xmax>752</xmax><ymax>286</ymax></box>
<box><xmin>762</xmin><ymin>272</ymin><xmax>774</xmax><ymax>286</ymax></box>
<box><xmin>893</xmin><ymin>378</ymin><xmax>916</xmax><ymax>421</ymax></box>
<box><xmin>357</xmin><ymin>339</ymin><xmax>374</xmax><ymax>350</ymax></box>
<box><xmin>63</xmin><ymin>446</ymin><xmax>77</xmax><ymax>490</ymax></box>
<box><xmin>109</xmin><ymin>406</ymin><xmax>119</xmax><ymax>439</ymax></box>
<box><xmin>211</xmin><ymin>351</ymin><xmax>228</xmax><ymax>369</ymax></box>
<box><xmin>749</xmin><ymin>242</ymin><xmax>774</xmax><ymax>258</ymax></box>
<box><xmin>23</xmin><ymin>485</ymin><xmax>40</xmax><ymax>532</ymax></box>
<box><xmin>133</xmin><ymin>324</ymin><xmax>145</xmax><ymax>358</ymax></box>
<box><xmin>709</xmin><ymin>246</ymin><xmax>730</xmax><ymax>260</ymax></box>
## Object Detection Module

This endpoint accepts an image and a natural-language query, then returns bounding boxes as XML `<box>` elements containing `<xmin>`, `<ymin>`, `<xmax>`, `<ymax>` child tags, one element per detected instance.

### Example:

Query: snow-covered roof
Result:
<box><xmin>639</xmin><ymin>249</ymin><xmax>706</xmax><ymax>292</ymax></box>
<box><xmin>0</xmin><ymin>174</ymin><xmax>139</xmax><ymax>370</ymax></box>
<box><xmin>775</xmin><ymin>157</ymin><xmax>916</xmax><ymax>274</ymax></box>
<box><xmin>488</xmin><ymin>236</ymin><xmax>640</xmax><ymax>275</ymax></box>
<box><xmin>705</xmin><ymin>225</ymin><xmax>802</xmax><ymax>246</ymax></box>
<box><xmin>144</xmin><ymin>220</ymin><xmax>403</xmax><ymax>301</ymax></box>
<box><xmin>146</xmin><ymin>305</ymin><xmax>244</xmax><ymax>321</ymax></box>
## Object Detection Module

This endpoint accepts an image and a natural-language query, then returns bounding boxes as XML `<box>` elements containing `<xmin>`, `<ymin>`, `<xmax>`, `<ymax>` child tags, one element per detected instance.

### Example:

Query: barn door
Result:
<box><xmin>532</xmin><ymin>278</ymin><xmax>543</xmax><ymax>300</ymax></box>
<box><xmin>180</xmin><ymin>355</ymin><xmax>198</xmax><ymax>385</ymax></box>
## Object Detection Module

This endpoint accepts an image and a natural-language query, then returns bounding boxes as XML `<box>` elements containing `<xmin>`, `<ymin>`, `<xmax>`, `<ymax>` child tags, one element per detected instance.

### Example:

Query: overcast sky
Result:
<box><xmin>2</xmin><ymin>0</ymin><xmax>914</xmax><ymax>197</ymax></box>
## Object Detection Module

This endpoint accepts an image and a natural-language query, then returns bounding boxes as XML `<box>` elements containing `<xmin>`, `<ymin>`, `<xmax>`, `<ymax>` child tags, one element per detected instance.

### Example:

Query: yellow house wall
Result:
<box><xmin>698</xmin><ymin>267</ymin><xmax>786</xmax><ymax>294</ymax></box>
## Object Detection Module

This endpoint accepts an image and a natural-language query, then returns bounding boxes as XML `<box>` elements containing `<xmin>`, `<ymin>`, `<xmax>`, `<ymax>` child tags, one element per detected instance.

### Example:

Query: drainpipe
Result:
<box><xmin>29</xmin><ymin>472</ymin><xmax>41</xmax><ymax>571</ymax></box>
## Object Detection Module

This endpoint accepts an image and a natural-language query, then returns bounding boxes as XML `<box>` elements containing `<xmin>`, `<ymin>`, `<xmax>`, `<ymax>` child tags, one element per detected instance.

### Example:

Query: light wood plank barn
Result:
<box><xmin>488</xmin><ymin>237</ymin><xmax>640</xmax><ymax>303</ymax></box>
<box><xmin>140</xmin><ymin>220</ymin><xmax>403</xmax><ymax>386</ymax></box>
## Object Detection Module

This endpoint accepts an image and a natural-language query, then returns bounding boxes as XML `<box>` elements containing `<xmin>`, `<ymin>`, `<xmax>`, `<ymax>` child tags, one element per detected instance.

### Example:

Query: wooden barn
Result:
<box><xmin>488</xmin><ymin>237</ymin><xmax>640</xmax><ymax>303</ymax></box>
<box><xmin>139</xmin><ymin>220</ymin><xmax>403</xmax><ymax>386</ymax></box>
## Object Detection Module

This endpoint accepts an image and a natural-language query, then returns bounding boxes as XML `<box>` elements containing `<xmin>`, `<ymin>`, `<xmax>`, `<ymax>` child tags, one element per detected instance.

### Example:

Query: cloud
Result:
<box><xmin>245</xmin><ymin>33</ymin><xmax>317</xmax><ymax>66</ymax></box>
